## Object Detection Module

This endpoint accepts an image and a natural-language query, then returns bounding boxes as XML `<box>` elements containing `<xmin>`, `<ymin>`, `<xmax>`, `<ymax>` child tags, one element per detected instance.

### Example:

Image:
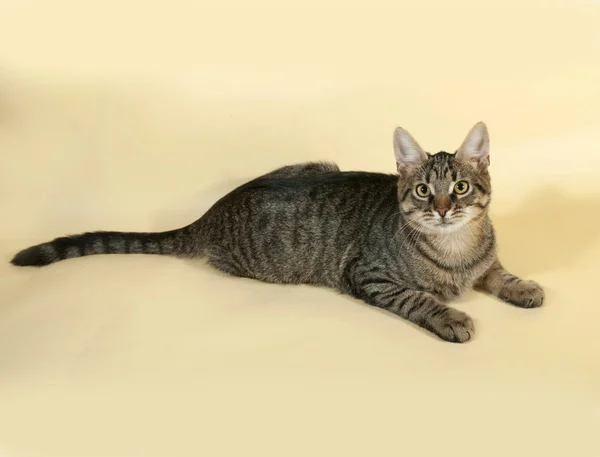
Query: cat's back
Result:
<box><xmin>234</xmin><ymin>170</ymin><xmax>398</xmax><ymax>199</ymax></box>
<box><xmin>197</xmin><ymin>169</ymin><xmax>400</xmax><ymax>285</ymax></box>
<box><xmin>204</xmin><ymin>170</ymin><xmax>400</xmax><ymax>217</ymax></box>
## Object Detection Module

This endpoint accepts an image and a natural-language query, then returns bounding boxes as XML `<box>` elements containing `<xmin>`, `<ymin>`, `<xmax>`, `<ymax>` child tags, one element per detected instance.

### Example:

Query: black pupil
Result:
<box><xmin>457</xmin><ymin>183</ymin><xmax>465</xmax><ymax>191</ymax></box>
<box><xmin>420</xmin><ymin>186</ymin><xmax>427</xmax><ymax>194</ymax></box>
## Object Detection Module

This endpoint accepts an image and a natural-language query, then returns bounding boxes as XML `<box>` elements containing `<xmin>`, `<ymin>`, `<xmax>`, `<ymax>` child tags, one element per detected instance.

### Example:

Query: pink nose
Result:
<box><xmin>436</xmin><ymin>208</ymin><xmax>448</xmax><ymax>217</ymax></box>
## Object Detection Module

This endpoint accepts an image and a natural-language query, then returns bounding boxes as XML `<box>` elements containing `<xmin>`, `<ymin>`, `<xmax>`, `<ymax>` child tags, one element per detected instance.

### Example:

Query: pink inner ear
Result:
<box><xmin>462</xmin><ymin>154</ymin><xmax>489</xmax><ymax>170</ymax></box>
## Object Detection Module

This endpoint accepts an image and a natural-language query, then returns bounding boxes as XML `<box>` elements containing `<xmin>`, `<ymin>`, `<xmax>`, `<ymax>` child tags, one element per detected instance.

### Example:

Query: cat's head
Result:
<box><xmin>394</xmin><ymin>122</ymin><xmax>492</xmax><ymax>234</ymax></box>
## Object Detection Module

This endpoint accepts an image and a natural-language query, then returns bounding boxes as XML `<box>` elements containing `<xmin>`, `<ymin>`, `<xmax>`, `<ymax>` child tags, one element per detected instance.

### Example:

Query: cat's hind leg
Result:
<box><xmin>205</xmin><ymin>245</ymin><xmax>251</xmax><ymax>278</ymax></box>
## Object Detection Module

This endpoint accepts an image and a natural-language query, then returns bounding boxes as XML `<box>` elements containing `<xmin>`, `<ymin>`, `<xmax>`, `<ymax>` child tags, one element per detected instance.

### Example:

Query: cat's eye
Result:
<box><xmin>415</xmin><ymin>184</ymin><xmax>431</xmax><ymax>198</ymax></box>
<box><xmin>453</xmin><ymin>181</ymin><xmax>469</xmax><ymax>195</ymax></box>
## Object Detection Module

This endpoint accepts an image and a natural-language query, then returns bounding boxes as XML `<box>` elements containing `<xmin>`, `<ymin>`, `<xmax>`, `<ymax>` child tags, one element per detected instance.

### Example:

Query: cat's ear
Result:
<box><xmin>456</xmin><ymin>122</ymin><xmax>490</xmax><ymax>169</ymax></box>
<box><xmin>393</xmin><ymin>127</ymin><xmax>428</xmax><ymax>174</ymax></box>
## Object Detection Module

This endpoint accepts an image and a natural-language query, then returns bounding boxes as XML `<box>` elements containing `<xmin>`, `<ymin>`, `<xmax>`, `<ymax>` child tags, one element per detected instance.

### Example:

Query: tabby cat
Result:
<box><xmin>11</xmin><ymin>122</ymin><xmax>544</xmax><ymax>342</ymax></box>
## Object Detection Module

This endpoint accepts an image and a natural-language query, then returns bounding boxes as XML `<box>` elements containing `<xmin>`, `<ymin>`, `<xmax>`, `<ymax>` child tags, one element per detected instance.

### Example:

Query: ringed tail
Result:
<box><xmin>10</xmin><ymin>225</ymin><xmax>198</xmax><ymax>267</ymax></box>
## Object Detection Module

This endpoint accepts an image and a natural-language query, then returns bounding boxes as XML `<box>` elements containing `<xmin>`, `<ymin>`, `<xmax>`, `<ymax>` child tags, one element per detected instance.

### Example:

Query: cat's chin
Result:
<box><xmin>425</xmin><ymin>218</ymin><xmax>469</xmax><ymax>235</ymax></box>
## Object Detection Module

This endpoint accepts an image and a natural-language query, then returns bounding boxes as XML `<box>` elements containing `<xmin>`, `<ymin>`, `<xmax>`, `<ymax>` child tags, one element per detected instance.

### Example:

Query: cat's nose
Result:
<box><xmin>433</xmin><ymin>195</ymin><xmax>451</xmax><ymax>218</ymax></box>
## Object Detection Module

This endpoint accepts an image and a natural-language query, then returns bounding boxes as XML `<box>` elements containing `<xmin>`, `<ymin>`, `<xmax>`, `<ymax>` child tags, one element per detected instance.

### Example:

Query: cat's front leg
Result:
<box><xmin>476</xmin><ymin>261</ymin><xmax>544</xmax><ymax>308</ymax></box>
<box><xmin>355</xmin><ymin>281</ymin><xmax>474</xmax><ymax>343</ymax></box>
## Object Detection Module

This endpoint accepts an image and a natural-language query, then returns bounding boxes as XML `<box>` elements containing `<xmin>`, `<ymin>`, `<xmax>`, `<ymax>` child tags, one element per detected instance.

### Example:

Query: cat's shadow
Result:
<box><xmin>491</xmin><ymin>186</ymin><xmax>600</xmax><ymax>277</ymax></box>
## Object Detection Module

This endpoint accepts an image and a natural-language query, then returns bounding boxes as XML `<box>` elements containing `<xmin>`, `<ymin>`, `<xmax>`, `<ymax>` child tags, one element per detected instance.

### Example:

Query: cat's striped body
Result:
<box><xmin>11</xmin><ymin>123</ymin><xmax>544</xmax><ymax>342</ymax></box>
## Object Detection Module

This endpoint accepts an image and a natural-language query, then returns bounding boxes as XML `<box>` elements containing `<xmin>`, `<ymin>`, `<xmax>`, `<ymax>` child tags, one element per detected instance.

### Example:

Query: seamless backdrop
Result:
<box><xmin>1</xmin><ymin>1</ymin><xmax>599</xmax><ymax>456</ymax></box>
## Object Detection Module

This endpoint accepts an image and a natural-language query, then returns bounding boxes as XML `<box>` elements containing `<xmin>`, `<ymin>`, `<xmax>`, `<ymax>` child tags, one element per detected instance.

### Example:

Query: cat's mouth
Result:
<box><xmin>407</xmin><ymin>211</ymin><xmax>470</xmax><ymax>234</ymax></box>
<box><xmin>432</xmin><ymin>213</ymin><xmax>455</xmax><ymax>226</ymax></box>
<box><xmin>432</xmin><ymin>209</ymin><xmax>469</xmax><ymax>227</ymax></box>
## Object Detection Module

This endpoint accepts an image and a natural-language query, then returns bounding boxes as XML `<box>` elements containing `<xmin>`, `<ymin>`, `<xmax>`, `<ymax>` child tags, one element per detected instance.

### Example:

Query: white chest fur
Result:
<box><xmin>412</xmin><ymin>222</ymin><xmax>496</xmax><ymax>301</ymax></box>
<box><xmin>427</xmin><ymin>227</ymin><xmax>481</xmax><ymax>261</ymax></box>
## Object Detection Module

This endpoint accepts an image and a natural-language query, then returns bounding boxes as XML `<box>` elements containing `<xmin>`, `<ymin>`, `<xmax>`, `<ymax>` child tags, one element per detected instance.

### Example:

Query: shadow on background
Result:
<box><xmin>492</xmin><ymin>186</ymin><xmax>600</xmax><ymax>277</ymax></box>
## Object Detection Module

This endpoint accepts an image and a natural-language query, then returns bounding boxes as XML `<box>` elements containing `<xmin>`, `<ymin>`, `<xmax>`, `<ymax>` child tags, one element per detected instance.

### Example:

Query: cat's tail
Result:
<box><xmin>10</xmin><ymin>224</ymin><xmax>200</xmax><ymax>267</ymax></box>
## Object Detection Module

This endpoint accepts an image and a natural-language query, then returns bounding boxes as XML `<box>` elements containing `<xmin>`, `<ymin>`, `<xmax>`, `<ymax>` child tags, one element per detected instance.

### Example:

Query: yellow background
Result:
<box><xmin>1</xmin><ymin>1</ymin><xmax>599</xmax><ymax>456</ymax></box>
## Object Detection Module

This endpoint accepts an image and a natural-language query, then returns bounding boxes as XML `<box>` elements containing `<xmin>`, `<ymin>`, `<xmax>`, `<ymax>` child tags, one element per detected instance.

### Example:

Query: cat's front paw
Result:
<box><xmin>430</xmin><ymin>308</ymin><xmax>475</xmax><ymax>343</ymax></box>
<box><xmin>501</xmin><ymin>280</ymin><xmax>545</xmax><ymax>309</ymax></box>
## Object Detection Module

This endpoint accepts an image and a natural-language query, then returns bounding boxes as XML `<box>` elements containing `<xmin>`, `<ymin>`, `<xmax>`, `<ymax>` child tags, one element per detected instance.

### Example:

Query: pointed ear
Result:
<box><xmin>456</xmin><ymin>122</ymin><xmax>490</xmax><ymax>168</ymax></box>
<box><xmin>393</xmin><ymin>127</ymin><xmax>428</xmax><ymax>174</ymax></box>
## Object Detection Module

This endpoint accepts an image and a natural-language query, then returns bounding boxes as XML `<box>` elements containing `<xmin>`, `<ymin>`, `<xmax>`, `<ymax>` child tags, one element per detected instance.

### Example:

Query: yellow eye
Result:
<box><xmin>415</xmin><ymin>184</ymin><xmax>431</xmax><ymax>198</ymax></box>
<box><xmin>454</xmin><ymin>181</ymin><xmax>469</xmax><ymax>195</ymax></box>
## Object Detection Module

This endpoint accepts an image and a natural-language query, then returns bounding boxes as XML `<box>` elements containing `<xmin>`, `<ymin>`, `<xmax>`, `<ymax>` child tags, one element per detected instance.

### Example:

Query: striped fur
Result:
<box><xmin>11</xmin><ymin>227</ymin><xmax>198</xmax><ymax>267</ymax></box>
<box><xmin>11</xmin><ymin>123</ymin><xmax>544</xmax><ymax>342</ymax></box>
